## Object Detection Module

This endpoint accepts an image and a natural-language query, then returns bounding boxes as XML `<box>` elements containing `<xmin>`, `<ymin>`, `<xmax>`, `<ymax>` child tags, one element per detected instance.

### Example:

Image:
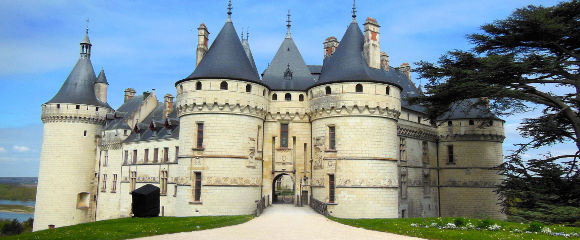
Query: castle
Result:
<box><xmin>34</xmin><ymin>1</ymin><xmax>506</xmax><ymax>231</ymax></box>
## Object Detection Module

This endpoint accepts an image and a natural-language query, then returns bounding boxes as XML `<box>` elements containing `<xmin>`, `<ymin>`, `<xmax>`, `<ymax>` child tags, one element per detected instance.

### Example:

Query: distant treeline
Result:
<box><xmin>0</xmin><ymin>178</ymin><xmax>37</xmax><ymax>185</ymax></box>
<box><xmin>0</xmin><ymin>184</ymin><xmax>36</xmax><ymax>201</ymax></box>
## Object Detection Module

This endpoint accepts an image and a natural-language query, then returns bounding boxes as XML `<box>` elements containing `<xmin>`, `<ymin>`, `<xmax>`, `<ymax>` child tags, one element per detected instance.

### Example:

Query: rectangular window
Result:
<box><xmin>197</xmin><ymin>123</ymin><xmax>204</xmax><ymax>148</ymax></box>
<box><xmin>175</xmin><ymin>146</ymin><xmax>179</xmax><ymax>162</ymax></box>
<box><xmin>144</xmin><ymin>149</ymin><xmax>149</xmax><ymax>163</ymax></box>
<box><xmin>329</xmin><ymin>174</ymin><xmax>335</xmax><ymax>203</ymax></box>
<box><xmin>194</xmin><ymin>172</ymin><xmax>202</xmax><ymax>202</ymax></box>
<box><xmin>163</xmin><ymin>147</ymin><xmax>169</xmax><ymax>162</ymax></box>
<box><xmin>161</xmin><ymin>171</ymin><xmax>168</xmax><ymax>195</ymax></box>
<box><xmin>124</xmin><ymin>150</ymin><xmax>129</xmax><ymax>164</ymax></box>
<box><xmin>154</xmin><ymin>148</ymin><xmax>159</xmax><ymax>163</ymax></box>
<box><xmin>418</xmin><ymin>116</ymin><xmax>422</xmax><ymax>123</ymax></box>
<box><xmin>329</xmin><ymin>126</ymin><xmax>336</xmax><ymax>150</ymax></box>
<box><xmin>173</xmin><ymin>185</ymin><xmax>178</xmax><ymax>197</ymax></box>
<box><xmin>104</xmin><ymin>150</ymin><xmax>109</xmax><ymax>166</ymax></box>
<box><xmin>112</xmin><ymin>174</ymin><xmax>117</xmax><ymax>193</ymax></box>
<box><xmin>133</xmin><ymin>150</ymin><xmax>137</xmax><ymax>164</ymax></box>
<box><xmin>422</xmin><ymin>141</ymin><xmax>429</xmax><ymax>164</ymax></box>
<box><xmin>448</xmin><ymin>145</ymin><xmax>454</xmax><ymax>163</ymax></box>
<box><xmin>280</xmin><ymin>123</ymin><xmax>289</xmax><ymax>148</ymax></box>
<box><xmin>101</xmin><ymin>174</ymin><xmax>107</xmax><ymax>192</ymax></box>
<box><xmin>130</xmin><ymin>171</ymin><xmax>137</xmax><ymax>192</ymax></box>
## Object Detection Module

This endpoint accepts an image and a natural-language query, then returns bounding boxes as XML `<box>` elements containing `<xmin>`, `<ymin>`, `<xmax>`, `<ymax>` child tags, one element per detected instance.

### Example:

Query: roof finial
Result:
<box><xmin>352</xmin><ymin>0</ymin><xmax>357</xmax><ymax>20</ymax></box>
<box><xmin>85</xmin><ymin>18</ymin><xmax>90</xmax><ymax>34</ymax></box>
<box><xmin>241</xmin><ymin>27</ymin><xmax>244</xmax><ymax>40</ymax></box>
<box><xmin>246</xmin><ymin>27</ymin><xmax>249</xmax><ymax>40</ymax></box>
<box><xmin>286</xmin><ymin>10</ymin><xmax>291</xmax><ymax>38</ymax></box>
<box><xmin>227</xmin><ymin>0</ymin><xmax>232</xmax><ymax>21</ymax></box>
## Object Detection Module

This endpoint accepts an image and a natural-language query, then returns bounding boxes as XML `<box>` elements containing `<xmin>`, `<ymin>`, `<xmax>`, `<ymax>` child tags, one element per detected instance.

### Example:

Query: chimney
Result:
<box><xmin>363</xmin><ymin>17</ymin><xmax>381</xmax><ymax>69</ymax></box>
<box><xmin>124</xmin><ymin>88</ymin><xmax>136</xmax><ymax>103</ymax></box>
<box><xmin>323</xmin><ymin>36</ymin><xmax>339</xmax><ymax>58</ymax></box>
<box><xmin>380</xmin><ymin>51</ymin><xmax>389</xmax><ymax>70</ymax></box>
<box><xmin>400</xmin><ymin>63</ymin><xmax>411</xmax><ymax>80</ymax></box>
<box><xmin>163</xmin><ymin>94</ymin><xmax>174</xmax><ymax>117</ymax></box>
<box><xmin>196</xmin><ymin>23</ymin><xmax>210</xmax><ymax>67</ymax></box>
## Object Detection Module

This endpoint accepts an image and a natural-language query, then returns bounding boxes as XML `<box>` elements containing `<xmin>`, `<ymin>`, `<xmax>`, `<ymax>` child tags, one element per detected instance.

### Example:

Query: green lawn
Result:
<box><xmin>2</xmin><ymin>215</ymin><xmax>253</xmax><ymax>240</ymax></box>
<box><xmin>329</xmin><ymin>217</ymin><xmax>580</xmax><ymax>240</ymax></box>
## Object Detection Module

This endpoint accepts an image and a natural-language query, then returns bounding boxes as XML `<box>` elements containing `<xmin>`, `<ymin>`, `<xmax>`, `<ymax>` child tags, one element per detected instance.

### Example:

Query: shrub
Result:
<box><xmin>527</xmin><ymin>222</ymin><xmax>543</xmax><ymax>232</ymax></box>
<box><xmin>454</xmin><ymin>217</ymin><xmax>467</xmax><ymax>227</ymax></box>
<box><xmin>1</xmin><ymin>219</ymin><xmax>23</xmax><ymax>236</ymax></box>
<box><xmin>477</xmin><ymin>219</ymin><xmax>493</xmax><ymax>229</ymax></box>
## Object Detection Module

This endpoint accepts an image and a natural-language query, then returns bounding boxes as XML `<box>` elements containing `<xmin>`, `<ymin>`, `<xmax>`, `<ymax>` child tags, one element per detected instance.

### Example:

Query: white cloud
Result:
<box><xmin>0</xmin><ymin>147</ymin><xmax>5</xmax><ymax>153</ymax></box>
<box><xmin>13</xmin><ymin>145</ymin><xmax>30</xmax><ymax>152</ymax></box>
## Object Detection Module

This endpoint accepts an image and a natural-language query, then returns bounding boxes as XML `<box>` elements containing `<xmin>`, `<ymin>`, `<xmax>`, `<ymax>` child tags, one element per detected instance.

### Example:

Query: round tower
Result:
<box><xmin>436</xmin><ymin>98</ymin><xmax>506</xmax><ymax>219</ymax></box>
<box><xmin>34</xmin><ymin>29</ymin><xmax>112</xmax><ymax>231</ymax></box>
<box><xmin>307</xmin><ymin>13</ymin><xmax>402</xmax><ymax>218</ymax></box>
<box><xmin>173</xmin><ymin>2</ymin><xmax>268</xmax><ymax>216</ymax></box>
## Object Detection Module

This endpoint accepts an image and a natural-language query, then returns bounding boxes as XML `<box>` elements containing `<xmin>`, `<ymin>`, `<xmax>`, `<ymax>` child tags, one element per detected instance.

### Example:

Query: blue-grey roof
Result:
<box><xmin>241</xmin><ymin>38</ymin><xmax>259</xmax><ymax>76</ymax></box>
<box><xmin>179</xmin><ymin>21</ymin><xmax>261</xmax><ymax>85</ymax></box>
<box><xmin>314</xmin><ymin>21</ymin><xmax>401</xmax><ymax>88</ymax></box>
<box><xmin>307</xmin><ymin>65</ymin><xmax>322</xmax><ymax>82</ymax></box>
<box><xmin>125</xmin><ymin>102</ymin><xmax>179</xmax><ymax>142</ymax></box>
<box><xmin>386</xmin><ymin>69</ymin><xmax>426</xmax><ymax>113</ymax></box>
<box><xmin>262</xmin><ymin>37</ymin><xmax>315</xmax><ymax>91</ymax></box>
<box><xmin>46</xmin><ymin>58</ymin><xmax>108</xmax><ymax>107</ymax></box>
<box><xmin>103</xmin><ymin>95</ymin><xmax>145</xmax><ymax>131</ymax></box>
<box><xmin>437</xmin><ymin>98</ymin><xmax>501</xmax><ymax>120</ymax></box>
<box><xmin>96</xmin><ymin>68</ymin><xmax>108</xmax><ymax>84</ymax></box>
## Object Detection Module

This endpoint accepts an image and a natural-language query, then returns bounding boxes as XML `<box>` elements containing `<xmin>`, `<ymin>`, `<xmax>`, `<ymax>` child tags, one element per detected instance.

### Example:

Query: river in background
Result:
<box><xmin>0</xmin><ymin>199</ymin><xmax>35</xmax><ymax>222</ymax></box>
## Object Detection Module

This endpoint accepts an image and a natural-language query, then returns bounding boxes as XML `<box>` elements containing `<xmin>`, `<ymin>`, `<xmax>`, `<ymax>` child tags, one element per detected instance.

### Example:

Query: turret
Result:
<box><xmin>35</xmin><ymin>27</ymin><xmax>112</xmax><ymax>231</ymax></box>
<box><xmin>95</xmin><ymin>68</ymin><xmax>108</xmax><ymax>103</ymax></box>
<box><xmin>436</xmin><ymin>98</ymin><xmax>506</xmax><ymax>219</ymax></box>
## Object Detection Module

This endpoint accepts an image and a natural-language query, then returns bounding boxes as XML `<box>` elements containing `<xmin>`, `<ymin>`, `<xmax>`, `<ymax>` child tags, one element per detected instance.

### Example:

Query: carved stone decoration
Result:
<box><xmin>397</xmin><ymin>125</ymin><xmax>438</xmax><ymax>141</ymax></box>
<box><xmin>311</xmin><ymin>177</ymin><xmax>324</xmax><ymax>187</ymax></box>
<box><xmin>191</xmin><ymin>156</ymin><xmax>204</xmax><ymax>170</ymax></box>
<box><xmin>247</xmin><ymin>137</ymin><xmax>256</xmax><ymax>168</ymax></box>
<box><xmin>335</xmin><ymin>176</ymin><xmax>398</xmax><ymax>188</ymax></box>
<box><xmin>313</xmin><ymin>136</ymin><xmax>325</xmax><ymax>170</ymax></box>
<box><xmin>172</xmin><ymin>176</ymin><xmax>191</xmax><ymax>185</ymax></box>
<box><xmin>203</xmin><ymin>176</ymin><xmax>260</xmax><ymax>186</ymax></box>
<box><xmin>326</xmin><ymin>160</ymin><xmax>336</xmax><ymax>172</ymax></box>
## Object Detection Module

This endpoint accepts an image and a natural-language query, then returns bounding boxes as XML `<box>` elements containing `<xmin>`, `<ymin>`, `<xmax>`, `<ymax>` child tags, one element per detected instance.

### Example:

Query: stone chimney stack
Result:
<box><xmin>323</xmin><ymin>36</ymin><xmax>339</xmax><ymax>58</ymax></box>
<box><xmin>164</xmin><ymin>94</ymin><xmax>174</xmax><ymax>117</ymax></box>
<box><xmin>363</xmin><ymin>17</ymin><xmax>381</xmax><ymax>69</ymax></box>
<box><xmin>380</xmin><ymin>51</ymin><xmax>389</xmax><ymax>70</ymax></box>
<box><xmin>124</xmin><ymin>88</ymin><xmax>136</xmax><ymax>103</ymax></box>
<box><xmin>196</xmin><ymin>23</ymin><xmax>210</xmax><ymax>67</ymax></box>
<box><xmin>400</xmin><ymin>63</ymin><xmax>411</xmax><ymax>80</ymax></box>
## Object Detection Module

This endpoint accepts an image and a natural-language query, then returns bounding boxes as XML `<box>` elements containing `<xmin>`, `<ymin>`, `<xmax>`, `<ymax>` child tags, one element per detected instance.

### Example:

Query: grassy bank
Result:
<box><xmin>2</xmin><ymin>215</ymin><xmax>252</xmax><ymax>240</ymax></box>
<box><xmin>0</xmin><ymin>184</ymin><xmax>36</xmax><ymax>202</ymax></box>
<box><xmin>330</xmin><ymin>217</ymin><xmax>580</xmax><ymax>240</ymax></box>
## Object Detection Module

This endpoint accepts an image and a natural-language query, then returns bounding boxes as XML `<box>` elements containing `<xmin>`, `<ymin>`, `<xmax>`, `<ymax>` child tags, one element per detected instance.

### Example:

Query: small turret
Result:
<box><xmin>400</xmin><ymin>63</ymin><xmax>411</xmax><ymax>80</ymax></box>
<box><xmin>95</xmin><ymin>68</ymin><xmax>108</xmax><ymax>103</ymax></box>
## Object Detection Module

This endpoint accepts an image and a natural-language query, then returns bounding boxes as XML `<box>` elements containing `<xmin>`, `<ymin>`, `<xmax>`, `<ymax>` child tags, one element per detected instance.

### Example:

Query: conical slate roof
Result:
<box><xmin>179</xmin><ymin>21</ymin><xmax>261</xmax><ymax>84</ymax></box>
<box><xmin>262</xmin><ymin>37</ymin><xmax>315</xmax><ymax>91</ymax></box>
<box><xmin>315</xmin><ymin>21</ymin><xmax>399</xmax><ymax>88</ymax></box>
<box><xmin>46</xmin><ymin>58</ymin><xmax>107</xmax><ymax>107</ymax></box>
<box><xmin>96</xmin><ymin>68</ymin><xmax>108</xmax><ymax>84</ymax></box>
<box><xmin>241</xmin><ymin>38</ymin><xmax>259</xmax><ymax>76</ymax></box>
<box><xmin>437</xmin><ymin>98</ymin><xmax>501</xmax><ymax>120</ymax></box>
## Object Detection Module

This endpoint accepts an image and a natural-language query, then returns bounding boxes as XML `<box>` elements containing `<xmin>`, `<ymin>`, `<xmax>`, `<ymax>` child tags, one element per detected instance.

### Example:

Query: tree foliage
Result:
<box><xmin>410</xmin><ymin>0</ymin><xmax>580</xmax><ymax>223</ymax></box>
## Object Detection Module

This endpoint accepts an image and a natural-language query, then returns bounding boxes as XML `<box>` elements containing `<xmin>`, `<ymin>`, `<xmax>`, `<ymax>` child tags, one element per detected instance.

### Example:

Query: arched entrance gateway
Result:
<box><xmin>272</xmin><ymin>174</ymin><xmax>295</xmax><ymax>204</ymax></box>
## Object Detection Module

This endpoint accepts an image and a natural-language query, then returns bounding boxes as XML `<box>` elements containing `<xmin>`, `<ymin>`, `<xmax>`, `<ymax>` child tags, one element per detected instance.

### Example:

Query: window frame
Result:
<box><xmin>448</xmin><ymin>145</ymin><xmax>454</xmax><ymax>164</ymax></box>
<box><xmin>280</xmin><ymin>123</ymin><xmax>289</xmax><ymax>148</ymax></box>
<box><xmin>355</xmin><ymin>84</ymin><xmax>363</xmax><ymax>93</ymax></box>
<box><xmin>220</xmin><ymin>81</ymin><xmax>228</xmax><ymax>90</ymax></box>
<box><xmin>328</xmin><ymin>126</ymin><xmax>336</xmax><ymax>150</ymax></box>
<box><xmin>196</xmin><ymin>122</ymin><xmax>204</xmax><ymax>149</ymax></box>
<box><xmin>328</xmin><ymin>174</ymin><xmax>335</xmax><ymax>203</ymax></box>
<box><xmin>194</xmin><ymin>172</ymin><xmax>202</xmax><ymax>202</ymax></box>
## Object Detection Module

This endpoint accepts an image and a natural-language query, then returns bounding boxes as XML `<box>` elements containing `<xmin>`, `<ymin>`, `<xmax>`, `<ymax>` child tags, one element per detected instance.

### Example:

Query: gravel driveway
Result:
<box><xmin>136</xmin><ymin>204</ymin><xmax>423</xmax><ymax>240</ymax></box>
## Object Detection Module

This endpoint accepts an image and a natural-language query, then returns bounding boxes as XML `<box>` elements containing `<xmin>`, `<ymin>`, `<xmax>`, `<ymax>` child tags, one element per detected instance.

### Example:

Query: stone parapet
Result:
<box><xmin>41</xmin><ymin>103</ymin><xmax>111</xmax><ymax>124</ymax></box>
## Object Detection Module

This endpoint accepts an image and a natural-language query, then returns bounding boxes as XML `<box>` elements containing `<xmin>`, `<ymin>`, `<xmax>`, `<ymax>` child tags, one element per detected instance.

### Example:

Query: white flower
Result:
<box><xmin>410</xmin><ymin>223</ymin><xmax>418</xmax><ymax>227</ymax></box>
<box><xmin>430</xmin><ymin>222</ymin><xmax>438</xmax><ymax>227</ymax></box>
<box><xmin>541</xmin><ymin>227</ymin><xmax>551</xmax><ymax>234</ymax></box>
<box><xmin>487</xmin><ymin>224</ymin><xmax>501</xmax><ymax>231</ymax></box>
<box><xmin>445</xmin><ymin>223</ymin><xmax>457</xmax><ymax>229</ymax></box>
<box><xmin>466</xmin><ymin>223</ymin><xmax>475</xmax><ymax>229</ymax></box>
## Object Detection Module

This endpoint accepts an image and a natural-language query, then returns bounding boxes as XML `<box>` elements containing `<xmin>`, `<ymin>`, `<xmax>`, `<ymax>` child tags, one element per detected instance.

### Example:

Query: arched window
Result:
<box><xmin>447</xmin><ymin>121</ymin><xmax>452</xmax><ymax>126</ymax></box>
<box><xmin>196</xmin><ymin>81</ymin><xmax>202</xmax><ymax>90</ymax></box>
<box><xmin>220</xmin><ymin>81</ymin><xmax>228</xmax><ymax>90</ymax></box>
<box><xmin>386</xmin><ymin>86</ymin><xmax>390</xmax><ymax>95</ymax></box>
<box><xmin>299</xmin><ymin>94</ymin><xmax>304</xmax><ymax>101</ymax></box>
<box><xmin>355</xmin><ymin>84</ymin><xmax>363</xmax><ymax>93</ymax></box>
<box><xmin>285</xmin><ymin>93</ymin><xmax>292</xmax><ymax>101</ymax></box>
<box><xmin>246</xmin><ymin>84</ymin><xmax>252</xmax><ymax>93</ymax></box>
<box><xmin>272</xmin><ymin>93</ymin><xmax>278</xmax><ymax>100</ymax></box>
<box><xmin>469</xmin><ymin>120</ymin><xmax>474</xmax><ymax>125</ymax></box>
<box><xmin>325</xmin><ymin>86</ymin><xmax>331</xmax><ymax>95</ymax></box>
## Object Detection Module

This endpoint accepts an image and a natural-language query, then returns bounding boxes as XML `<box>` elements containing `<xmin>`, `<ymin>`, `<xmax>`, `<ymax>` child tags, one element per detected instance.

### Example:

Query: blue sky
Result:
<box><xmin>0</xmin><ymin>0</ymin><xmax>571</xmax><ymax>177</ymax></box>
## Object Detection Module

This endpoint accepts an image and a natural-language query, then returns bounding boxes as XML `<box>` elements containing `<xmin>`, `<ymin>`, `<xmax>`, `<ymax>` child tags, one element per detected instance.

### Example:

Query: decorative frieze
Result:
<box><xmin>310</xmin><ymin>105</ymin><xmax>400</xmax><ymax>121</ymax></box>
<box><xmin>176</xmin><ymin>102</ymin><xmax>267</xmax><ymax>119</ymax></box>
<box><xmin>203</xmin><ymin>176</ymin><xmax>261</xmax><ymax>186</ymax></box>
<box><xmin>397</xmin><ymin>125</ymin><xmax>438</xmax><ymax>141</ymax></box>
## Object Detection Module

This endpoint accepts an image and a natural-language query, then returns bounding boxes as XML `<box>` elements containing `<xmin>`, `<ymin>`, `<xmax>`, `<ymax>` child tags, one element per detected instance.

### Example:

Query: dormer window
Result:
<box><xmin>355</xmin><ymin>84</ymin><xmax>363</xmax><ymax>93</ymax></box>
<box><xmin>284</xmin><ymin>64</ymin><xmax>293</xmax><ymax>80</ymax></box>
<box><xmin>246</xmin><ymin>84</ymin><xmax>252</xmax><ymax>93</ymax></box>
<box><xmin>285</xmin><ymin>93</ymin><xmax>292</xmax><ymax>101</ymax></box>
<box><xmin>325</xmin><ymin>86</ymin><xmax>331</xmax><ymax>95</ymax></box>
<box><xmin>196</xmin><ymin>81</ymin><xmax>202</xmax><ymax>90</ymax></box>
